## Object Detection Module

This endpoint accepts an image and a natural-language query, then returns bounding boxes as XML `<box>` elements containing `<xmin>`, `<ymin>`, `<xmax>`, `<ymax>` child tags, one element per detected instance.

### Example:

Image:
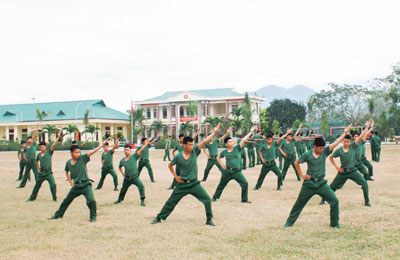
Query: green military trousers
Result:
<box><xmin>96</xmin><ymin>167</ymin><xmax>118</xmax><ymax>189</ymax></box>
<box><xmin>117</xmin><ymin>176</ymin><xmax>145</xmax><ymax>202</ymax></box>
<box><xmin>18</xmin><ymin>161</ymin><xmax>26</xmax><ymax>180</ymax></box>
<box><xmin>362</xmin><ymin>158</ymin><xmax>373</xmax><ymax>178</ymax></box>
<box><xmin>157</xmin><ymin>180</ymin><xmax>213</xmax><ymax>221</ymax></box>
<box><xmin>29</xmin><ymin>172</ymin><xmax>57</xmax><ymax>201</ymax></box>
<box><xmin>356</xmin><ymin>162</ymin><xmax>369</xmax><ymax>180</ymax></box>
<box><xmin>241</xmin><ymin>149</ymin><xmax>247</xmax><ymax>170</ymax></box>
<box><xmin>255</xmin><ymin>162</ymin><xmax>282</xmax><ymax>190</ymax></box>
<box><xmin>247</xmin><ymin>148</ymin><xmax>255</xmax><ymax>168</ymax></box>
<box><xmin>285</xmin><ymin>179</ymin><xmax>339</xmax><ymax>227</ymax></box>
<box><xmin>138</xmin><ymin>159</ymin><xmax>154</xmax><ymax>182</ymax></box>
<box><xmin>372</xmin><ymin>147</ymin><xmax>381</xmax><ymax>162</ymax></box>
<box><xmin>202</xmin><ymin>157</ymin><xmax>224</xmax><ymax>181</ymax></box>
<box><xmin>53</xmin><ymin>182</ymin><xmax>96</xmax><ymax>220</ymax></box>
<box><xmin>256</xmin><ymin>147</ymin><xmax>261</xmax><ymax>165</ymax></box>
<box><xmin>163</xmin><ymin>149</ymin><xmax>171</xmax><ymax>161</ymax></box>
<box><xmin>282</xmin><ymin>154</ymin><xmax>300</xmax><ymax>182</ymax></box>
<box><xmin>329</xmin><ymin>169</ymin><xmax>369</xmax><ymax>203</ymax></box>
<box><xmin>19</xmin><ymin>160</ymin><xmax>39</xmax><ymax>187</ymax></box>
<box><xmin>212</xmin><ymin>168</ymin><xmax>249</xmax><ymax>202</ymax></box>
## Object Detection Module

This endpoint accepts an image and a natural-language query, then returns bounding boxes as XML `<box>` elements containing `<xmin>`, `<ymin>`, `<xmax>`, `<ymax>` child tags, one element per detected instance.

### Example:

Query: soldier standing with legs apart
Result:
<box><xmin>16</xmin><ymin>141</ymin><xmax>27</xmax><ymax>181</ymax></box>
<box><xmin>95</xmin><ymin>139</ymin><xmax>119</xmax><ymax>191</ymax></box>
<box><xmin>151</xmin><ymin>125</ymin><xmax>219</xmax><ymax>226</ymax></box>
<box><xmin>137</xmin><ymin>134</ymin><xmax>160</xmax><ymax>183</ymax></box>
<box><xmin>48</xmin><ymin>138</ymin><xmax>110</xmax><ymax>222</ymax></box>
<box><xmin>283</xmin><ymin>124</ymin><xmax>352</xmax><ymax>228</ymax></box>
<box><xmin>18</xmin><ymin>123</ymin><xmax>40</xmax><ymax>188</ymax></box>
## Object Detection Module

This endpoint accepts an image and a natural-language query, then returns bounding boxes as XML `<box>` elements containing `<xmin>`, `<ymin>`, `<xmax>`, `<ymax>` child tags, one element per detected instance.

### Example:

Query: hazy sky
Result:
<box><xmin>1</xmin><ymin>0</ymin><xmax>399</xmax><ymax>112</ymax></box>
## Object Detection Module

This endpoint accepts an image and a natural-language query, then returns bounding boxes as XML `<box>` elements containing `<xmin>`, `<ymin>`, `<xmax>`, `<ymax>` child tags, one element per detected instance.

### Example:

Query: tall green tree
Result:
<box><xmin>179</xmin><ymin>121</ymin><xmax>193</xmax><ymax>135</ymax></box>
<box><xmin>132</xmin><ymin>108</ymin><xmax>145</xmax><ymax>143</ymax></box>
<box><xmin>204</xmin><ymin>116</ymin><xmax>223</xmax><ymax>128</ymax></box>
<box><xmin>230</xmin><ymin>118</ymin><xmax>243</xmax><ymax>136</ymax></box>
<box><xmin>42</xmin><ymin>124</ymin><xmax>58</xmax><ymax>141</ymax></box>
<box><xmin>241</xmin><ymin>92</ymin><xmax>253</xmax><ymax>133</ymax></box>
<box><xmin>267</xmin><ymin>99</ymin><xmax>306</xmax><ymax>131</ymax></box>
<box><xmin>151</xmin><ymin>120</ymin><xmax>167</xmax><ymax>135</ymax></box>
<box><xmin>320</xmin><ymin>111</ymin><xmax>330</xmax><ymax>138</ymax></box>
<box><xmin>83</xmin><ymin>109</ymin><xmax>90</xmax><ymax>140</ymax></box>
<box><xmin>83</xmin><ymin>124</ymin><xmax>100</xmax><ymax>141</ymax></box>
<box><xmin>271</xmin><ymin>120</ymin><xmax>281</xmax><ymax>134</ymax></box>
<box><xmin>188</xmin><ymin>100</ymin><xmax>199</xmax><ymax>135</ymax></box>
<box><xmin>63</xmin><ymin>124</ymin><xmax>79</xmax><ymax>142</ymax></box>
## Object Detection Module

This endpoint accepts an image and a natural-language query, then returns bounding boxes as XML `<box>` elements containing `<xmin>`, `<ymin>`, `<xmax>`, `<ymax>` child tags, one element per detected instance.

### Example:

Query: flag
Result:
<box><xmin>131</xmin><ymin>99</ymin><xmax>134</xmax><ymax>115</ymax></box>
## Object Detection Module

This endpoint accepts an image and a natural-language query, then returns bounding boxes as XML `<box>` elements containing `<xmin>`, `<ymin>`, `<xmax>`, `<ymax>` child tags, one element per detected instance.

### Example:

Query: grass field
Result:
<box><xmin>1</xmin><ymin>145</ymin><xmax>399</xmax><ymax>260</ymax></box>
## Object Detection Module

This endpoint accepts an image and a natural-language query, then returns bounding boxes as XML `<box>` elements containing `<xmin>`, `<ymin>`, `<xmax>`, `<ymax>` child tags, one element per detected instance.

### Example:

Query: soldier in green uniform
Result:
<box><xmin>283</xmin><ymin>124</ymin><xmax>351</xmax><ymax>228</ymax></box>
<box><xmin>27</xmin><ymin>130</ymin><xmax>62</xmax><ymax>202</ymax></box>
<box><xmin>254</xmin><ymin>131</ymin><xmax>265</xmax><ymax>165</ymax></box>
<box><xmin>201</xmin><ymin>127</ymin><xmax>230</xmax><ymax>181</ymax></box>
<box><xmin>280</xmin><ymin>124</ymin><xmax>303</xmax><ymax>183</ymax></box>
<box><xmin>137</xmin><ymin>134</ymin><xmax>160</xmax><ymax>183</ymax></box>
<box><xmin>319</xmin><ymin>123</ymin><xmax>372</xmax><ymax>207</ymax></box>
<box><xmin>328</xmin><ymin>133</ymin><xmax>336</xmax><ymax>144</ymax></box>
<box><xmin>246</xmin><ymin>135</ymin><xmax>256</xmax><ymax>168</ymax></box>
<box><xmin>275</xmin><ymin>133</ymin><xmax>284</xmax><ymax>170</ymax></box>
<box><xmin>114</xmin><ymin>143</ymin><xmax>150</xmax><ymax>206</ymax></box>
<box><xmin>163</xmin><ymin>136</ymin><xmax>172</xmax><ymax>161</ymax></box>
<box><xmin>237</xmin><ymin>135</ymin><xmax>247</xmax><ymax>170</ymax></box>
<box><xmin>95</xmin><ymin>139</ymin><xmax>119</xmax><ymax>191</ymax></box>
<box><xmin>18</xmin><ymin>124</ymin><xmax>40</xmax><ymax>188</ymax></box>
<box><xmin>212</xmin><ymin>126</ymin><xmax>257</xmax><ymax>203</ymax></box>
<box><xmin>253</xmin><ymin>129</ymin><xmax>292</xmax><ymax>191</ymax></box>
<box><xmin>362</xmin><ymin>132</ymin><xmax>374</xmax><ymax>181</ymax></box>
<box><xmin>295</xmin><ymin>135</ymin><xmax>303</xmax><ymax>158</ymax></box>
<box><xmin>168</xmin><ymin>129</ymin><xmax>200</xmax><ymax>189</ymax></box>
<box><xmin>17</xmin><ymin>141</ymin><xmax>27</xmax><ymax>181</ymax></box>
<box><xmin>49</xmin><ymin>138</ymin><xmax>110</xmax><ymax>222</ymax></box>
<box><xmin>370</xmin><ymin>131</ymin><xmax>381</xmax><ymax>162</ymax></box>
<box><xmin>151</xmin><ymin>125</ymin><xmax>220</xmax><ymax>226</ymax></box>
<box><xmin>300</xmin><ymin>133</ymin><xmax>307</xmax><ymax>156</ymax></box>
<box><xmin>352</xmin><ymin>123</ymin><xmax>374</xmax><ymax>181</ymax></box>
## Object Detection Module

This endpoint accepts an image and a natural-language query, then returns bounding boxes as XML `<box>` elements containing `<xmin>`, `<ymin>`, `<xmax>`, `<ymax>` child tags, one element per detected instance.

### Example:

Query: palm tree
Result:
<box><xmin>180</xmin><ymin>121</ymin><xmax>193</xmax><ymax>135</ymax></box>
<box><xmin>367</xmin><ymin>98</ymin><xmax>376</xmax><ymax>117</ymax></box>
<box><xmin>151</xmin><ymin>120</ymin><xmax>167</xmax><ymax>135</ymax></box>
<box><xmin>204</xmin><ymin>116</ymin><xmax>223</xmax><ymax>128</ymax></box>
<box><xmin>132</xmin><ymin>108</ymin><xmax>145</xmax><ymax>143</ymax></box>
<box><xmin>83</xmin><ymin>109</ymin><xmax>90</xmax><ymax>140</ymax></box>
<box><xmin>230</xmin><ymin>107</ymin><xmax>242</xmax><ymax>118</ymax></box>
<box><xmin>63</xmin><ymin>124</ymin><xmax>79</xmax><ymax>142</ymax></box>
<box><xmin>230</xmin><ymin>118</ymin><xmax>243</xmax><ymax>135</ymax></box>
<box><xmin>43</xmin><ymin>124</ymin><xmax>58</xmax><ymax>141</ymax></box>
<box><xmin>83</xmin><ymin>124</ymin><xmax>100</xmax><ymax>141</ymax></box>
<box><xmin>188</xmin><ymin>100</ymin><xmax>199</xmax><ymax>135</ymax></box>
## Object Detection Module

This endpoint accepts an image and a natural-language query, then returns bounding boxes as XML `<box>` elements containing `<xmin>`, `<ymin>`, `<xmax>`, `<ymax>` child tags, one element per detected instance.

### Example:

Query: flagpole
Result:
<box><xmin>131</xmin><ymin>99</ymin><xmax>134</xmax><ymax>144</ymax></box>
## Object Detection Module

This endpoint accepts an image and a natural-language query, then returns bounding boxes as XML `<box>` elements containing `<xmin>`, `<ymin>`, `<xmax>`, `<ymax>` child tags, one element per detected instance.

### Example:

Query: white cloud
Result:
<box><xmin>0</xmin><ymin>0</ymin><xmax>399</xmax><ymax>112</ymax></box>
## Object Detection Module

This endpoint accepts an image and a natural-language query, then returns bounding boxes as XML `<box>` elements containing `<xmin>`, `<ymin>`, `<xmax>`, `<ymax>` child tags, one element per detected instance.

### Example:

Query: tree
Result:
<box><xmin>378</xmin><ymin>111</ymin><xmax>389</xmax><ymax>139</ymax></box>
<box><xmin>83</xmin><ymin>109</ymin><xmax>90</xmax><ymax>140</ymax></box>
<box><xmin>188</xmin><ymin>100</ymin><xmax>199</xmax><ymax>135</ymax></box>
<box><xmin>267</xmin><ymin>99</ymin><xmax>306</xmax><ymax>131</ymax></box>
<box><xmin>271</xmin><ymin>120</ymin><xmax>281</xmax><ymax>134</ymax></box>
<box><xmin>231</xmin><ymin>107</ymin><xmax>242</xmax><ymax>118</ymax></box>
<box><xmin>63</xmin><ymin>124</ymin><xmax>79</xmax><ymax>142</ymax></box>
<box><xmin>320</xmin><ymin>111</ymin><xmax>330</xmax><ymax>138</ymax></box>
<box><xmin>230</xmin><ymin>118</ymin><xmax>243</xmax><ymax>135</ymax></box>
<box><xmin>308</xmin><ymin>83</ymin><xmax>370</xmax><ymax>125</ymax></box>
<box><xmin>204</xmin><ymin>116</ymin><xmax>223</xmax><ymax>128</ymax></box>
<box><xmin>132</xmin><ymin>108</ymin><xmax>145</xmax><ymax>143</ymax></box>
<box><xmin>35</xmin><ymin>108</ymin><xmax>49</xmax><ymax>141</ymax></box>
<box><xmin>259</xmin><ymin>108</ymin><xmax>270</xmax><ymax>134</ymax></box>
<box><xmin>179</xmin><ymin>121</ymin><xmax>193</xmax><ymax>135</ymax></box>
<box><xmin>241</xmin><ymin>92</ymin><xmax>253</xmax><ymax>133</ymax></box>
<box><xmin>42</xmin><ymin>124</ymin><xmax>58</xmax><ymax>141</ymax></box>
<box><xmin>151</xmin><ymin>120</ymin><xmax>167</xmax><ymax>134</ymax></box>
<box><xmin>83</xmin><ymin>124</ymin><xmax>100</xmax><ymax>140</ymax></box>
<box><xmin>367</xmin><ymin>98</ymin><xmax>376</xmax><ymax>117</ymax></box>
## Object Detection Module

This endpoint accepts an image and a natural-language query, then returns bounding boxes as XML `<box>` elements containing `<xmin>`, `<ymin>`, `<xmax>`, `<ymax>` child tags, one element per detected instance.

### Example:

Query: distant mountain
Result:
<box><xmin>253</xmin><ymin>84</ymin><xmax>315</xmax><ymax>107</ymax></box>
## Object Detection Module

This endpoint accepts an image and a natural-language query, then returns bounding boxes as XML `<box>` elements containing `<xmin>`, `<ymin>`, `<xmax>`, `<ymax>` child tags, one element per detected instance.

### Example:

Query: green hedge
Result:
<box><xmin>0</xmin><ymin>141</ymin><xmax>100</xmax><ymax>152</ymax></box>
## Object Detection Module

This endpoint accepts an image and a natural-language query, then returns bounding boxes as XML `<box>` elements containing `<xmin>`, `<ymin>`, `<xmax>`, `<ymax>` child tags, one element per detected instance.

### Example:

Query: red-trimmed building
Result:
<box><xmin>134</xmin><ymin>88</ymin><xmax>266</xmax><ymax>137</ymax></box>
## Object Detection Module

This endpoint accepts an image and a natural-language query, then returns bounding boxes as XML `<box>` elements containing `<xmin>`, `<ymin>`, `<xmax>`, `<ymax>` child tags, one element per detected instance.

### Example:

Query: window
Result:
<box><xmin>202</xmin><ymin>105</ymin><xmax>206</xmax><ymax>116</ymax></box>
<box><xmin>9</xmin><ymin>129</ymin><xmax>14</xmax><ymax>133</ymax></box>
<box><xmin>153</xmin><ymin>109</ymin><xmax>157</xmax><ymax>118</ymax></box>
<box><xmin>105</xmin><ymin>126</ymin><xmax>110</xmax><ymax>131</ymax></box>
<box><xmin>147</xmin><ymin>109</ymin><xmax>151</xmax><ymax>119</ymax></box>
<box><xmin>22</xmin><ymin>129</ymin><xmax>28</xmax><ymax>133</ymax></box>
<box><xmin>180</xmin><ymin>106</ymin><xmax>184</xmax><ymax>117</ymax></box>
<box><xmin>117</xmin><ymin>127</ymin><xmax>123</xmax><ymax>131</ymax></box>
<box><xmin>163</xmin><ymin>108</ymin><xmax>168</xmax><ymax>119</ymax></box>
<box><xmin>172</xmin><ymin>106</ymin><xmax>176</xmax><ymax>118</ymax></box>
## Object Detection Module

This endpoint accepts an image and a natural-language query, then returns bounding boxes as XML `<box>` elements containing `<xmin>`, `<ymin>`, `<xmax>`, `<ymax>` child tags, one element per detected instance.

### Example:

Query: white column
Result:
<box><xmin>110</xmin><ymin>123</ymin><xmax>114</xmax><ymax>137</ymax></box>
<box><xmin>5</xmin><ymin>126</ymin><xmax>9</xmax><ymax>141</ymax></box>
<box><xmin>15</xmin><ymin>127</ymin><xmax>19</xmax><ymax>141</ymax></box>
<box><xmin>97</xmin><ymin>123</ymin><xmax>102</xmax><ymax>142</ymax></box>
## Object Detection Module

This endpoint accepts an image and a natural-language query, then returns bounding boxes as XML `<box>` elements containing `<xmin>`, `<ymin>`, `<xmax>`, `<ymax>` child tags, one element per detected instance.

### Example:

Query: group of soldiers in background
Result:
<box><xmin>14</xmin><ymin>120</ymin><xmax>382</xmax><ymax>228</ymax></box>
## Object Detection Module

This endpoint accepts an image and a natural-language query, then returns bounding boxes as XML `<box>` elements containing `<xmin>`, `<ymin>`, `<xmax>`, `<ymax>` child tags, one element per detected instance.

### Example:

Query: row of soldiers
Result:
<box><xmin>15</xmin><ymin>120</ymin><xmax>381</xmax><ymax>227</ymax></box>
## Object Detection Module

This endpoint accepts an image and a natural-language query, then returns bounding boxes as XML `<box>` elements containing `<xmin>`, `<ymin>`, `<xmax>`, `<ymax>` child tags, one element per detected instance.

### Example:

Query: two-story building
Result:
<box><xmin>134</xmin><ymin>88</ymin><xmax>266</xmax><ymax>138</ymax></box>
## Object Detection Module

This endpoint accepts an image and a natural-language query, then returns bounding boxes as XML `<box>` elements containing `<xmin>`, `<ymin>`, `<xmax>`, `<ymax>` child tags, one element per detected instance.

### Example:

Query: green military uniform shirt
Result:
<box><xmin>171</xmin><ymin>146</ymin><xmax>201</xmax><ymax>180</ymax></box>
<box><xmin>18</xmin><ymin>148</ymin><xmax>25</xmax><ymax>162</ymax></box>
<box><xmin>353</xmin><ymin>139</ymin><xmax>365</xmax><ymax>164</ymax></box>
<box><xmin>254</xmin><ymin>135</ymin><xmax>264</xmax><ymax>149</ymax></box>
<box><xmin>101</xmin><ymin>150</ymin><xmax>114</xmax><ymax>169</ymax></box>
<box><xmin>299</xmin><ymin>146</ymin><xmax>332</xmax><ymax>179</ymax></box>
<box><xmin>24</xmin><ymin>143</ymin><xmax>37</xmax><ymax>160</ymax></box>
<box><xmin>261</xmin><ymin>141</ymin><xmax>279</xmax><ymax>161</ymax></box>
<box><xmin>119</xmin><ymin>153</ymin><xmax>140</xmax><ymax>179</ymax></box>
<box><xmin>174</xmin><ymin>143</ymin><xmax>184</xmax><ymax>153</ymax></box>
<box><xmin>205</xmin><ymin>139</ymin><xmax>219</xmax><ymax>156</ymax></box>
<box><xmin>281</xmin><ymin>139</ymin><xmax>296</xmax><ymax>155</ymax></box>
<box><xmin>220</xmin><ymin>145</ymin><xmax>242</xmax><ymax>169</ymax></box>
<box><xmin>246</xmin><ymin>138</ymin><xmax>255</xmax><ymax>149</ymax></box>
<box><xmin>332</xmin><ymin>143</ymin><xmax>357</xmax><ymax>170</ymax></box>
<box><xmin>371</xmin><ymin>136</ymin><xmax>381</xmax><ymax>148</ymax></box>
<box><xmin>137</xmin><ymin>145</ymin><xmax>151</xmax><ymax>160</ymax></box>
<box><xmin>36</xmin><ymin>149</ymin><xmax>54</xmax><ymax>176</ymax></box>
<box><xmin>166</xmin><ymin>139</ymin><xmax>171</xmax><ymax>149</ymax></box>
<box><xmin>65</xmin><ymin>154</ymin><xmax>90</xmax><ymax>186</ymax></box>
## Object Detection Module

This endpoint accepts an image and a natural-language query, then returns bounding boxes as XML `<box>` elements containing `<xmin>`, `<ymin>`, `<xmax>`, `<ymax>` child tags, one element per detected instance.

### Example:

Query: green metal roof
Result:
<box><xmin>0</xmin><ymin>100</ymin><xmax>129</xmax><ymax>123</ymax></box>
<box><xmin>143</xmin><ymin>88</ymin><xmax>244</xmax><ymax>102</ymax></box>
